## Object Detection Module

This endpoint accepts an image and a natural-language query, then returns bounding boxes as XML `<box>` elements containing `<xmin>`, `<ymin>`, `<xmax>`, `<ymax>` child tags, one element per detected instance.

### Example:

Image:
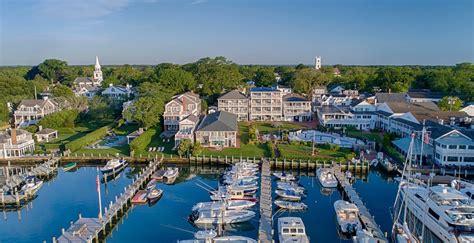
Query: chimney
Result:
<box><xmin>182</xmin><ymin>96</ymin><xmax>186</xmax><ymax>112</ymax></box>
<box><xmin>11</xmin><ymin>128</ymin><xmax>17</xmax><ymax>145</ymax></box>
<box><xmin>38</xmin><ymin>125</ymin><xmax>43</xmax><ymax>131</ymax></box>
<box><xmin>388</xmin><ymin>88</ymin><xmax>391</xmax><ymax>94</ymax></box>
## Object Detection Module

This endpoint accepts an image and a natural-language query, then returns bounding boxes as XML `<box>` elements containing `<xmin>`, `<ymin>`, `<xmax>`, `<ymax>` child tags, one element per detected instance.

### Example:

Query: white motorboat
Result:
<box><xmin>274</xmin><ymin>200</ymin><xmax>307</xmax><ymax>210</ymax></box>
<box><xmin>273</xmin><ymin>172</ymin><xmax>297</xmax><ymax>181</ymax></box>
<box><xmin>223</xmin><ymin>174</ymin><xmax>258</xmax><ymax>183</ymax></box>
<box><xmin>278</xmin><ymin>217</ymin><xmax>309</xmax><ymax>243</ymax></box>
<box><xmin>233</xmin><ymin>162</ymin><xmax>259</xmax><ymax>169</ymax></box>
<box><xmin>276</xmin><ymin>182</ymin><xmax>305</xmax><ymax>194</ymax></box>
<box><xmin>163</xmin><ymin>167</ymin><xmax>179</xmax><ymax>184</ymax></box>
<box><xmin>178</xmin><ymin>229</ymin><xmax>257</xmax><ymax>243</ymax></box>
<box><xmin>223</xmin><ymin>177</ymin><xmax>258</xmax><ymax>186</ymax></box>
<box><xmin>353</xmin><ymin>229</ymin><xmax>377</xmax><ymax>243</ymax></box>
<box><xmin>192</xmin><ymin>200</ymin><xmax>256</xmax><ymax>212</ymax></box>
<box><xmin>210</xmin><ymin>188</ymin><xmax>258</xmax><ymax>202</ymax></box>
<box><xmin>275</xmin><ymin>189</ymin><xmax>302</xmax><ymax>201</ymax></box>
<box><xmin>100</xmin><ymin>158</ymin><xmax>128</xmax><ymax>174</ymax></box>
<box><xmin>317</xmin><ymin>168</ymin><xmax>338</xmax><ymax>188</ymax></box>
<box><xmin>334</xmin><ymin>200</ymin><xmax>361</xmax><ymax>235</ymax></box>
<box><xmin>213</xmin><ymin>236</ymin><xmax>257</xmax><ymax>243</ymax></box>
<box><xmin>451</xmin><ymin>179</ymin><xmax>474</xmax><ymax>200</ymax></box>
<box><xmin>21</xmin><ymin>176</ymin><xmax>43</xmax><ymax>195</ymax></box>
<box><xmin>190</xmin><ymin>209</ymin><xmax>256</xmax><ymax>225</ymax></box>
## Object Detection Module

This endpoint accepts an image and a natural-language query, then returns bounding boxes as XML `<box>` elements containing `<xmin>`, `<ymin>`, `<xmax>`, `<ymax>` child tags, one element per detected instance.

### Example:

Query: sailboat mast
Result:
<box><xmin>96</xmin><ymin>168</ymin><xmax>103</xmax><ymax>220</ymax></box>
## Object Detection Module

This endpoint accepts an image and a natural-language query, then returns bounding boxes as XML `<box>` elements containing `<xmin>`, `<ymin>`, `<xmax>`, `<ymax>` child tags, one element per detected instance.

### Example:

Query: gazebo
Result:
<box><xmin>35</xmin><ymin>128</ymin><xmax>58</xmax><ymax>143</ymax></box>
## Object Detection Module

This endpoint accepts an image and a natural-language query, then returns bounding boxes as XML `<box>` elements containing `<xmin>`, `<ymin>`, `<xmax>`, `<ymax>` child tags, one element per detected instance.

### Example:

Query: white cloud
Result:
<box><xmin>36</xmin><ymin>0</ymin><xmax>130</xmax><ymax>19</ymax></box>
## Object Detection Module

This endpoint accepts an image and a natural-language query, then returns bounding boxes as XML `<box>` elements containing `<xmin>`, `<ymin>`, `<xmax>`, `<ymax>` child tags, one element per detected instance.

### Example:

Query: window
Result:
<box><xmin>290</xmin><ymin>228</ymin><xmax>297</xmax><ymax>233</ymax></box>
<box><xmin>447</xmin><ymin>156</ymin><xmax>458</xmax><ymax>162</ymax></box>
<box><xmin>429</xmin><ymin>208</ymin><xmax>440</xmax><ymax>220</ymax></box>
<box><xmin>464</xmin><ymin>157</ymin><xmax>474</xmax><ymax>162</ymax></box>
<box><xmin>441</xmin><ymin>144</ymin><xmax>447</xmax><ymax>148</ymax></box>
<box><xmin>459</xmin><ymin>145</ymin><xmax>466</xmax><ymax>149</ymax></box>
<box><xmin>469</xmin><ymin>146</ymin><xmax>474</xmax><ymax>150</ymax></box>
<box><xmin>298</xmin><ymin>229</ymin><xmax>304</xmax><ymax>233</ymax></box>
<box><xmin>283</xmin><ymin>228</ymin><xmax>289</xmax><ymax>233</ymax></box>
<box><xmin>435</xmin><ymin>153</ymin><xmax>440</xmax><ymax>159</ymax></box>
<box><xmin>449</xmin><ymin>145</ymin><xmax>457</xmax><ymax>149</ymax></box>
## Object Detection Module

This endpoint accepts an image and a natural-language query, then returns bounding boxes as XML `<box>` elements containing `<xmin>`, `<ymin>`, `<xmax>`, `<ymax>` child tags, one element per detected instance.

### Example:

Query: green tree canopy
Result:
<box><xmin>38</xmin><ymin>59</ymin><xmax>68</xmax><ymax>84</ymax></box>
<box><xmin>438</xmin><ymin>96</ymin><xmax>463</xmax><ymax>111</ymax></box>
<box><xmin>254</xmin><ymin>68</ymin><xmax>276</xmax><ymax>87</ymax></box>
<box><xmin>290</xmin><ymin>68</ymin><xmax>329</xmax><ymax>95</ymax></box>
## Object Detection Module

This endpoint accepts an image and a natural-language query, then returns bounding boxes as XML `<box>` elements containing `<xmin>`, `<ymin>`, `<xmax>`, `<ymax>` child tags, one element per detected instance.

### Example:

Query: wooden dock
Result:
<box><xmin>1</xmin><ymin>157</ymin><xmax>59</xmax><ymax>209</ymax></box>
<box><xmin>331</xmin><ymin>165</ymin><xmax>388</xmax><ymax>243</ymax></box>
<box><xmin>55</xmin><ymin>156</ymin><xmax>163</xmax><ymax>243</ymax></box>
<box><xmin>258</xmin><ymin>159</ymin><xmax>273</xmax><ymax>243</ymax></box>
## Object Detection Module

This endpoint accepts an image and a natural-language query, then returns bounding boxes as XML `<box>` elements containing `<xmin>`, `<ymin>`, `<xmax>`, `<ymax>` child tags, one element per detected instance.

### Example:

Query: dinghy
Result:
<box><xmin>151</xmin><ymin>169</ymin><xmax>166</xmax><ymax>181</ymax></box>
<box><xmin>131</xmin><ymin>190</ymin><xmax>148</xmax><ymax>204</ymax></box>
<box><xmin>274</xmin><ymin>200</ymin><xmax>307</xmax><ymax>210</ymax></box>
<box><xmin>147</xmin><ymin>188</ymin><xmax>163</xmax><ymax>203</ymax></box>
<box><xmin>146</xmin><ymin>179</ymin><xmax>158</xmax><ymax>190</ymax></box>
<box><xmin>63</xmin><ymin>162</ymin><xmax>77</xmax><ymax>172</ymax></box>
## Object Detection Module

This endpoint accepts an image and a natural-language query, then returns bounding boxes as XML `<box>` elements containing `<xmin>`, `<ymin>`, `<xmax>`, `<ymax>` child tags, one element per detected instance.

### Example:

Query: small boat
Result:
<box><xmin>392</xmin><ymin>222</ymin><xmax>417</xmax><ymax>243</ymax></box>
<box><xmin>213</xmin><ymin>236</ymin><xmax>257</xmax><ymax>243</ymax></box>
<box><xmin>192</xmin><ymin>200</ymin><xmax>256</xmax><ymax>212</ymax></box>
<box><xmin>163</xmin><ymin>167</ymin><xmax>179</xmax><ymax>184</ymax></box>
<box><xmin>100</xmin><ymin>158</ymin><xmax>128</xmax><ymax>174</ymax></box>
<box><xmin>273</xmin><ymin>172</ymin><xmax>297</xmax><ymax>181</ymax></box>
<box><xmin>63</xmin><ymin>162</ymin><xmax>77</xmax><ymax>172</ymax></box>
<box><xmin>147</xmin><ymin>188</ymin><xmax>163</xmax><ymax>203</ymax></box>
<box><xmin>317</xmin><ymin>168</ymin><xmax>338</xmax><ymax>188</ymax></box>
<box><xmin>275</xmin><ymin>189</ymin><xmax>302</xmax><ymax>201</ymax></box>
<box><xmin>334</xmin><ymin>200</ymin><xmax>361</xmax><ymax>235</ymax></box>
<box><xmin>131</xmin><ymin>190</ymin><xmax>148</xmax><ymax>204</ymax></box>
<box><xmin>189</xmin><ymin>209</ymin><xmax>256</xmax><ymax>224</ymax></box>
<box><xmin>223</xmin><ymin>176</ymin><xmax>258</xmax><ymax>185</ymax></box>
<box><xmin>178</xmin><ymin>230</ymin><xmax>257</xmax><ymax>243</ymax></box>
<box><xmin>151</xmin><ymin>169</ymin><xmax>166</xmax><ymax>181</ymax></box>
<box><xmin>146</xmin><ymin>179</ymin><xmax>158</xmax><ymax>190</ymax></box>
<box><xmin>278</xmin><ymin>217</ymin><xmax>310</xmax><ymax>243</ymax></box>
<box><xmin>276</xmin><ymin>182</ymin><xmax>305</xmax><ymax>194</ymax></box>
<box><xmin>21</xmin><ymin>176</ymin><xmax>43</xmax><ymax>195</ymax></box>
<box><xmin>274</xmin><ymin>200</ymin><xmax>307</xmax><ymax>210</ymax></box>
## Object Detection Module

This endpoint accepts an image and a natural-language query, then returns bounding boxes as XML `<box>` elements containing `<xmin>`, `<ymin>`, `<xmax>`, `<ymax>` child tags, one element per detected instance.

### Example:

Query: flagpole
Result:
<box><xmin>419</xmin><ymin>120</ymin><xmax>425</xmax><ymax>167</ymax></box>
<box><xmin>96</xmin><ymin>168</ymin><xmax>103</xmax><ymax>220</ymax></box>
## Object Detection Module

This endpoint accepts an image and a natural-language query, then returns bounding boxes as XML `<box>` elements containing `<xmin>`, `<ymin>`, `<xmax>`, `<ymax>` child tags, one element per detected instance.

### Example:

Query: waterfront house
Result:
<box><xmin>217</xmin><ymin>90</ymin><xmax>249</xmax><ymax>121</ymax></box>
<box><xmin>163</xmin><ymin>92</ymin><xmax>201</xmax><ymax>132</ymax></box>
<box><xmin>249</xmin><ymin>87</ymin><xmax>283</xmax><ymax>121</ymax></box>
<box><xmin>406</xmin><ymin>89</ymin><xmax>444</xmax><ymax>103</ymax></box>
<box><xmin>195</xmin><ymin>111</ymin><xmax>238</xmax><ymax>148</ymax></box>
<box><xmin>102</xmin><ymin>84</ymin><xmax>133</xmax><ymax>100</ymax></box>
<box><xmin>14</xmin><ymin>97</ymin><xmax>59</xmax><ymax>127</ymax></box>
<box><xmin>0</xmin><ymin>128</ymin><xmax>35</xmax><ymax>159</ymax></box>
<box><xmin>283</xmin><ymin>94</ymin><xmax>312</xmax><ymax>122</ymax></box>
<box><xmin>34</xmin><ymin>127</ymin><xmax>58</xmax><ymax>143</ymax></box>
<box><xmin>316</xmin><ymin>99</ymin><xmax>377</xmax><ymax>130</ymax></box>
<box><xmin>174</xmin><ymin>114</ymin><xmax>200</xmax><ymax>147</ymax></box>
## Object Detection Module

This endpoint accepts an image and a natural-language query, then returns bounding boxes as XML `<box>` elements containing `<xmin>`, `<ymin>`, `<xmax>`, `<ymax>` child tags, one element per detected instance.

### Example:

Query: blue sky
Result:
<box><xmin>0</xmin><ymin>0</ymin><xmax>472</xmax><ymax>65</ymax></box>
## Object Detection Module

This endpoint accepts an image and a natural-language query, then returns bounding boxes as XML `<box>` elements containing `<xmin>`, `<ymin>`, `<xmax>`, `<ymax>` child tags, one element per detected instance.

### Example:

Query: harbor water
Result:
<box><xmin>0</xmin><ymin>164</ymin><xmax>398</xmax><ymax>242</ymax></box>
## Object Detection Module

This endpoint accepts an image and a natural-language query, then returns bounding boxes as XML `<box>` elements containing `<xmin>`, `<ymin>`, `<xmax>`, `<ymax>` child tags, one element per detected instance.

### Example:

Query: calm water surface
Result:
<box><xmin>0</xmin><ymin>165</ymin><xmax>398</xmax><ymax>243</ymax></box>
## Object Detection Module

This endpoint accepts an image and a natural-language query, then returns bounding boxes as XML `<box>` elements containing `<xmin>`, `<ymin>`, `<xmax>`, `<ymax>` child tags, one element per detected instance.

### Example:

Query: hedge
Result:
<box><xmin>38</xmin><ymin>109</ymin><xmax>79</xmax><ymax>129</ymax></box>
<box><xmin>56</xmin><ymin>127</ymin><xmax>75</xmax><ymax>134</ymax></box>
<box><xmin>65</xmin><ymin>126</ymin><xmax>109</xmax><ymax>152</ymax></box>
<box><xmin>44</xmin><ymin>143</ymin><xmax>61</xmax><ymax>151</ymax></box>
<box><xmin>129</xmin><ymin>127</ymin><xmax>157</xmax><ymax>153</ymax></box>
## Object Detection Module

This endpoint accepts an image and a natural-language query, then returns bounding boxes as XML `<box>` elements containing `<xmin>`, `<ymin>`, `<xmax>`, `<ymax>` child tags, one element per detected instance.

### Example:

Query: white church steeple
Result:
<box><xmin>93</xmin><ymin>56</ymin><xmax>103</xmax><ymax>85</ymax></box>
<box><xmin>315</xmin><ymin>56</ymin><xmax>321</xmax><ymax>70</ymax></box>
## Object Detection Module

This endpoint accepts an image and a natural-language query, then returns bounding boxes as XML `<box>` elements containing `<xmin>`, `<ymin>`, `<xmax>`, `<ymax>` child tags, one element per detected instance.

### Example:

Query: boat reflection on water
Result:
<box><xmin>320</xmin><ymin>187</ymin><xmax>336</xmax><ymax>196</ymax></box>
<box><xmin>191</xmin><ymin>221</ymin><xmax>256</xmax><ymax>232</ymax></box>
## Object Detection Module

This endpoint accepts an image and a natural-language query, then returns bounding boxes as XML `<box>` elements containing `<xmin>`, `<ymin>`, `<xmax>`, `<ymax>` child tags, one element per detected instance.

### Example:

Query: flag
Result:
<box><xmin>423</xmin><ymin>131</ymin><xmax>430</xmax><ymax>144</ymax></box>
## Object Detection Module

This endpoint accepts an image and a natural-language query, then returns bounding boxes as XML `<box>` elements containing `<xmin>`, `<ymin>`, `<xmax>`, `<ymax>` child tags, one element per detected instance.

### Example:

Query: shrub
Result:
<box><xmin>129</xmin><ymin>127</ymin><xmax>157</xmax><ymax>153</ymax></box>
<box><xmin>38</xmin><ymin>109</ymin><xmax>79</xmax><ymax>129</ymax></box>
<box><xmin>65</xmin><ymin>125</ymin><xmax>109</xmax><ymax>152</ymax></box>
<box><xmin>56</xmin><ymin>127</ymin><xmax>75</xmax><ymax>134</ymax></box>
<box><xmin>266</xmin><ymin>141</ymin><xmax>275</xmax><ymax>158</ymax></box>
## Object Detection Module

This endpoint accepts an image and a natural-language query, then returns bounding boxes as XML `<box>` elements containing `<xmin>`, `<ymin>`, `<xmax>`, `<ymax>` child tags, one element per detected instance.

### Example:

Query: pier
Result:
<box><xmin>258</xmin><ymin>159</ymin><xmax>273</xmax><ymax>243</ymax></box>
<box><xmin>331</xmin><ymin>165</ymin><xmax>388</xmax><ymax>242</ymax></box>
<box><xmin>1</xmin><ymin>157</ymin><xmax>59</xmax><ymax>209</ymax></box>
<box><xmin>55</xmin><ymin>156</ymin><xmax>162</xmax><ymax>243</ymax></box>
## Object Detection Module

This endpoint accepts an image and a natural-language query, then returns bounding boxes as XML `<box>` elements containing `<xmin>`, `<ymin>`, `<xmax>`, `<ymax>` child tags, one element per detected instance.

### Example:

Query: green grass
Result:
<box><xmin>114</xmin><ymin>123</ymin><xmax>139</xmax><ymax>135</ymax></box>
<box><xmin>251</xmin><ymin>122</ymin><xmax>306</xmax><ymax>134</ymax></box>
<box><xmin>346</xmin><ymin>130</ymin><xmax>383</xmax><ymax>143</ymax></box>
<box><xmin>75</xmin><ymin>145</ymin><xmax>130</xmax><ymax>157</ymax></box>
<box><xmin>278</xmin><ymin>143</ymin><xmax>353</xmax><ymax>161</ymax></box>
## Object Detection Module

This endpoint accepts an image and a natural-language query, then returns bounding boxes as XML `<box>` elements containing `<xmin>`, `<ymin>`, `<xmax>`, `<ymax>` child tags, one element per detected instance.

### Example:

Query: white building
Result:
<box><xmin>14</xmin><ymin>98</ymin><xmax>59</xmax><ymax>127</ymax></box>
<box><xmin>0</xmin><ymin>128</ymin><xmax>35</xmax><ymax>158</ymax></box>
<box><xmin>283</xmin><ymin>94</ymin><xmax>312</xmax><ymax>122</ymax></box>
<box><xmin>163</xmin><ymin>92</ymin><xmax>201</xmax><ymax>132</ymax></box>
<box><xmin>315</xmin><ymin>56</ymin><xmax>321</xmax><ymax>70</ymax></box>
<box><xmin>249</xmin><ymin>87</ymin><xmax>283</xmax><ymax>121</ymax></box>
<box><xmin>217</xmin><ymin>90</ymin><xmax>249</xmax><ymax>121</ymax></box>
<box><xmin>316</xmin><ymin>100</ymin><xmax>377</xmax><ymax>130</ymax></box>
<box><xmin>102</xmin><ymin>84</ymin><xmax>133</xmax><ymax>100</ymax></box>
<box><xmin>73</xmin><ymin>56</ymin><xmax>103</xmax><ymax>97</ymax></box>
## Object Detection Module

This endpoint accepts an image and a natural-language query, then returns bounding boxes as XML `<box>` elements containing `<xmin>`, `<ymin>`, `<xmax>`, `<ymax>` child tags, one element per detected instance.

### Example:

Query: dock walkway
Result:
<box><xmin>258</xmin><ymin>159</ymin><xmax>273</xmax><ymax>243</ymax></box>
<box><xmin>55</xmin><ymin>156</ymin><xmax>163</xmax><ymax>243</ymax></box>
<box><xmin>331</xmin><ymin>165</ymin><xmax>388</xmax><ymax>242</ymax></box>
<box><xmin>1</xmin><ymin>157</ymin><xmax>59</xmax><ymax>208</ymax></box>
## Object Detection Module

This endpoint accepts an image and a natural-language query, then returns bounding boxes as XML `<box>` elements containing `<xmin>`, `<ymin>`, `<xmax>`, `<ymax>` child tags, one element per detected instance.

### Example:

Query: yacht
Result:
<box><xmin>277</xmin><ymin>217</ymin><xmax>309</xmax><ymax>243</ymax></box>
<box><xmin>192</xmin><ymin>200</ymin><xmax>256</xmax><ymax>212</ymax></box>
<box><xmin>100</xmin><ymin>158</ymin><xmax>127</xmax><ymax>174</ymax></box>
<box><xmin>189</xmin><ymin>209</ymin><xmax>255</xmax><ymax>225</ymax></box>
<box><xmin>210</xmin><ymin>187</ymin><xmax>257</xmax><ymax>202</ymax></box>
<box><xmin>334</xmin><ymin>200</ymin><xmax>361</xmax><ymax>235</ymax></box>
<box><xmin>399</xmin><ymin>183</ymin><xmax>474</xmax><ymax>243</ymax></box>
<box><xmin>317</xmin><ymin>168</ymin><xmax>338</xmax><ymax>188</ymax></box>
<box><xmin>21</xmin><ymin>176</ymin><xmax>43</xmax><ymax>195</ymax></box>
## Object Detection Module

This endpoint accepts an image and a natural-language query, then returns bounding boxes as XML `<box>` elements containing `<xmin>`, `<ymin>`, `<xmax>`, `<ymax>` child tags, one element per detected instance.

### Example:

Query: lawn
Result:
<box><xmin>113</xmin><ymin>123</ymin><xmax>139</xmax><ymax>135</ymax></box>
<box><xmin>346</xmin><ymin>130</ymin><xmax>383</xmax><ymax>143</ymax></box>
<box><xmin>278</xmin><ymin>143</ymin><xmax>353</xmax><ymax>161</ymax></box>
<box><xmin>249</xmin><ymin>122</ymin><xmax>307</xmax><ymax>134</ymax></box>
<box><xmin>74</xmin><ymin>145</ymin><xmax>130</xmax><ymax>157</ymax></box>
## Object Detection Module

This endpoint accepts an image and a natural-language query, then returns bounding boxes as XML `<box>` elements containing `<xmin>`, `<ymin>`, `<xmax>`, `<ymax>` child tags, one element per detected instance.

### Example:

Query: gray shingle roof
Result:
<box><xmin>18</xmin><ymin>99</ymin><xmax>48</xmax><ymax>108</ymax></box>
<box><xmin>218</xmin><ymin>90</ymin><xmax>248</xmax><ymax>100</ymax></box>
<box><xmin>74</xmin><ymin>77</ymin><xmax>95</xmax><ymax>83</ymax></box>
<box><xmin>375</xmin><ymin>92</ymin><xmax>407</xmax><ymax>103</ymax></box>
<box><xmin>196</xmin><ymin>111</ymin><xmax>237</xmax><ymax>132</ymax></box>
<box><xmin>283</xmin><ymin>94</ymin><xmax>308</xmax><ymax>102</ymax></box>
<box><xmin>36</xmin><ymin>128</ymin><xmax>57</xmax><ymax>135</ymax></box>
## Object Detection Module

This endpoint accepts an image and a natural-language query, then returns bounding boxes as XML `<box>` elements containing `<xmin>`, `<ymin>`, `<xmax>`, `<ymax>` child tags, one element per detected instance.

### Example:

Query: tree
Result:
<box><xmin>123</xmin><ymin>96</ymin><xmax>163</xmax><ymax>128</ymax></box>
<box><xmin>88</xmin><ymin>96</ymin><xmax>115</xmax><ymax>121</ymax></box>
<box><xmin>38</xmin><ymin>59</ymin><xmax>68</xmax><ymax>84</ymax></box>
<box><xmin>290</xmin><ymin>68</ymin><xmax>329</xmax><ymax>95</ymax></box>
<box><xmin>52</xmin><ymin>84</ymin><xmax>75</xmax><ymax>98</ymax></box>
<box><xmin>191</xmin><ymin>141</ymin><xmax>203</xmax><ymax>156</ymax></box>
<box><xmin>156</xmin><ymin>68</ymin><xmax>196</xmax><ymax>94</ymax></box>
<box><xmin>375</xmin><ymin>67</ymin><xmax>415</xmax><ymax>92</ymax></box>
<box><xmin>177</xmin><ymin>139</ymin><xmax>192</xmax><ymax>157</ymax></box>
<box><xmin>438</xmin><ymin>96</ymin><xmax>463</xmax><ymax>111</ymax></box>
<box><xmin>295</xmin><ymin>64</ymin><xmax>306</xmax><ymax>70</ymax></box>
<box><xmin>254</xmin><ymin>68</ymin><xmax>275</xmax><ymax>87</ymax></box>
